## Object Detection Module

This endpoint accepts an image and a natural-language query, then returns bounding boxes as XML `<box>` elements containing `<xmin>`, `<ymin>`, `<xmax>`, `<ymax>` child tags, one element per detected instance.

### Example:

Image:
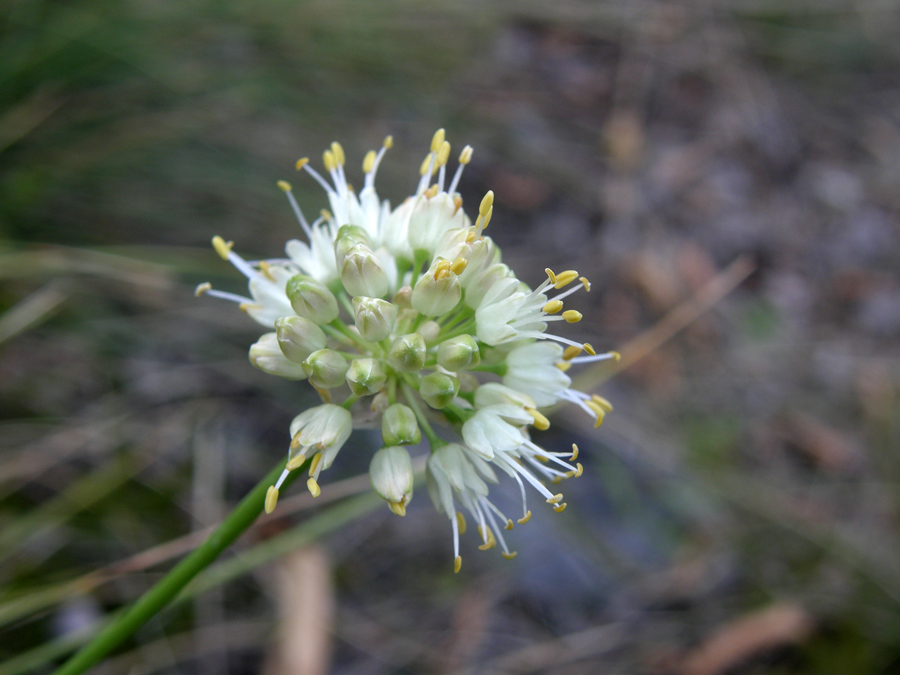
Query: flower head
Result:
<box><xmin>199</xmin><ymin>131</ymin><xmax>620</xmax><ymax>571</ymax></box>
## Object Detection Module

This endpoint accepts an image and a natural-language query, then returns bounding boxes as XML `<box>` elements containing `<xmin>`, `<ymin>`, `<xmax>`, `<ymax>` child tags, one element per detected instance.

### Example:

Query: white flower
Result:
<box><xmin>200</xmin><ymin>130</ymin><xmax>621</xmax><ymax>570</ymax></box>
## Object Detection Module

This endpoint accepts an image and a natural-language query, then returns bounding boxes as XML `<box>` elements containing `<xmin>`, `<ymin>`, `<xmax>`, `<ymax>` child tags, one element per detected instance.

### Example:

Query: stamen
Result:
<box><xmin>579</xmin><ymin>276</ymin><xmax>591</xmax><ymax>291</ymax></box>
<box><xmin>286</xmin><ymin>454</ymin><xmax>306</xmax><ymax>471</ymax></box>
<box><xmin>388</xmin><ymin>501</ymin><xmax>407</xmax><ymax>517</ymax></box>
<box><xmin>571</xmin><ymin>443</ymin><xmax>579</xmax><ymax>460</ymax></box>
<box><xmin>556</xmin><ymin>361</ymin><xmax>572</xmax><ymax>372</ymax></box>
<box><xmin>570</xmin><ymin>350</ymin><xmax>620</xmax><ymax>365</ymax></box>
<box><xmin>295</xmin><ymin>158</ymin><xmax>309</xmax><ymax>171</ymax></box>
<box><xmin>384</xmin><ymin>135</ymin><xmax>394</xmax><ymax>149</ymax></box>
<box><xmin>448</xmin><ymin>145</ymin><xmax>473</xmax><ymax>195</ymax></box>
<box><xmin>583</xmin><ymin>343</ymin><xmax>597</xmax><ymax>355</ymax></box>
<box><xmin>543</xmin><ymin>299</ymin><xmax>564</xmax><ymax>314</ymax></box>
<box><xmin>456</xmin><ymin>511</ymin><xmax>467</xmax><ymax>535</ymax></box>
<box><xmin>201</xmin><ymin>288</ymin><xmax>253</xmax><ymax>305</ymax></box>
<box><xmin>563</xmin><ymin>345</ymin><xmax>583</xmax><ymax>360</ymax></box>
<box><xmin>518</xmin><ymin>510</ymin><xmax>532</xmax><ymax>524</ymax></box>
<box><xmin>424</xmin><ymin>184</ymin><xmax>439</xmax><ymax>198</ymax></box>
<box><xmin>330</xmin><ymin>142</ymin><xmax>345</xmax><ymax>166</ymax></box>
<box><xmin>562</xmin><ymin>310</ymin><xmax>583</xmax><ymax>323</ymax></box>
<box><xmin>553</xmin><ymin>270</ymin><xmax>579</xmax><ymax>289</ymax></box>
<box><xmin>553</xmin><ymin>503</ymin><xmax>567</xmax><ymax>513</ymax></box>
<box><xmin>362</xmin><ymin>150</ymin><xmax>376</xmax><ymax>173</ymax></box>
<box><xmin>450</xmin><ymin>256</ymin><xmax>468</xmax><ymax>275</ymax></box>
<box><xmin>274</xmin><ymin>468</ymin><xmax>291</xmax><ymax>490</ymax></box>
<box><xmin>307</xmin><ymin>477</ymin><xmax>321</xmax><ymax>498</ymax></box>
<box><xmin>545</xmin><ymin>268</ymin><xmax>558</xmax><ymax>285</ymax></box>
<box><xmin>505</xmin><ymin>519</ymin><xmax>514</xmax><ymax>531</ymax></box>
<box><xmin>592</xmin><ymin>395</ymin><xmax>614</xmax><ymax>413</ymax></box>
<box><xmin>265</xmin><ymin>486</ymin><xmax>279</xmax><ymax>514</ymax></box>
<box><xmin>546</xmin><ymin>493</ymin><xmax>564</xmax><ymax>505</ymax></box>
<box><xmin>278</xmin><ymin>181</ymin><xmax>313</xmax><ymax>239</ymax></box>
<box><xmin>430</xmin><ymin>128</ymin><xmax>445</xmax><ymax>153</ymax></box>
<box><xmin>501</xmin><ymin>551</ymin><xmax>518</xmax><ymax>560</ymax></box>
<box><xmin>527</xmin><ymin>408</ymin><xmax>550</xmax><ymax>431</ymax></box>
<box><xmin>194</xmin><ymin>282</ymin><xmax>212</xmax><ymax>297</ymax></box>
<box><xmin>454</xmin><ymin>555</ymin><xmax>462</xmax><ymax>573</ymax></box>
<box><xmin>323</xmin><ymin>149</ymin><xmax>336</xmax><ymax>172</ymax></box>
<box><xmin>211</xmin><ymin>236</ymin><xmax>234</xmax><ymax>261</ymax></box>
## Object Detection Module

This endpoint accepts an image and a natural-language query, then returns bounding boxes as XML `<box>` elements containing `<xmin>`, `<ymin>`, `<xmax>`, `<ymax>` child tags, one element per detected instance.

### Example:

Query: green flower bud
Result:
<box><xmin>341</xmin><ymin>244</ymin><xmax>389</xmax><ymax>298</ymax></box>
<box><xmin>249</xmin><ymin>333</ymin><xmax>308</xmax><ymax>380</ymax></box>
<box><xmin>286</xmin><ymin>275</ymin><xmax>339</xmax><ymax>324</ymax></box>
<box><xmin>382</xmin><ymin>403</ymin><xmax>422</xmax><ymax>446</ymax></box>
<box><xmin>420</xmin><ymin>372</ymin><xmax>460</xmax><ymax>409</ymax></box>
<box><xmin>411</xmin><ymin>257</ymin><xmax>461</xmax><ymax>316</ymax></box>
<box><xmin>346</xmin><ymin>357</ymin><xmax>387</xmax><ymax>396</ymax></box>
<box><xmin>302</xmin><ymin>348</ymin><xmax>348</xmax><ymax>389</ymax></box>
<box><xmin>334</xmin><ymin>225</ymin><xmax>371</xmax><ymax>265</ymax></box>
<box><xmin>388</xmin><ymin>332</ymin><xmax>426</xmax><ymax>372</ymax></box>
<box><xmin>275</xmin><ymin>316</ymin><xmax>327</xmax><ymax>363</ymax></box>
<box><xmin>369</xmin><ymin>446</ymin><xmax>414</xmax><ymax>516</ymax></box>
<box><xmin>352</xmin><ymin>297</ymin><xmax>398</xmax><ymax>342</ymax></box>
<box><xmin>437</xmin><ymin>334</ymin><xmax>481</xmax><ymax>371</ymax></box>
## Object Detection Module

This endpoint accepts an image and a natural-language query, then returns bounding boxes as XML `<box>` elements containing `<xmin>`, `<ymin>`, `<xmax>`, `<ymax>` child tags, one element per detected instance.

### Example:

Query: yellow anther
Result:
<box><xmin>612</xmin><ymin>351</ymin><xmax>622</xmax><ymax>361</ymax></box>
<box><xmin>435</xmin><ymin>268</ymin><xmax>450</xmax><ymax>281</ymax></box>
<box><xmin>211</xmin><ymin>235</ymin><xmax>233</xmax><ymax>260</ymax></box>
<box><xmin>556</xmin><ymin>361</ymin><xmax>572</xmax><ymax>372</ymax></box>
<box><xmin>550</xmin><ymin>475</ymin><xmax>563</xmax><ymax>484</ymax></box>
<box><xmin>585</xmin><ymin>400</ymin><xmax>607</xmax><ymax>428</ymax></box>
<box><xmin>553</xmin><ymin>270</ymin><xmax>579</xmax><ymax>289</ymax></box>
<box><xmin>286</xmin><ymin>454</ymin><xmax>306</xmax><ymax>471</ymax></box>
<box><xmin>501</xmin><ymin>551</ymin><xmax>518</xmax><ymax>560</ymax></box>
<box><xmin>323</xmin><ymin>149</ymin><xmax>336</xmax><ymax>172</ymax></box>
<box><xmin>419</xmin><ymin>153</ymin><xmax>432</xmax><ymax>176</ymax></box>
<box><xmin>543</xmin><ymin>299</ymin><xmax>564</xmax><ymax>314</ymax></box>
<box><xmin>295</xmin><ymin>157</ymin><xmax>309</xmax><ymax>171</ymax></box>
<box><xmin>518</xmin><ymin>510</ymin><xmax>532</xmax><ymax>524</ymax></box>
<box><xmin>258</xmin><ymin>260</ymin><xmax>275</xmax><ymax>281</ymax></box>
<box><xmin>579</xmin><ymin>276</ymin><xmax>591</xmax><ymax>291</ymax></box>
<box><xmin>454</xmin><ymin>555</ymin><xmax>462</xmax><ymax>573</ymax></box>
<box><xmin>545</xmin><ymin>268</ymin><xmax>558</xmax><ymax>285</ymax></box>
<box><xmin>591</xmin><ymin>395</ymin><xmax>614</xmax><ymax>413</ymax></box>
<box><xmin>505</xmin><ymin>519</ymin><xmax>514</xmax><ymax>531</ymax></box>
<box><xmin>563</xmin><ymin>345</ymin><xmax>583</xmax><ymax>360</ymax></box>
<box><xmin>362</xmin><ymin>150</ymin><xmax>376</xmax><ymax>173</ymax></box>
<box><xmin>480</xmin><ymin>206</ymin><xmax>493</xmax><ymax>231</ymax></box>
<box><xmin>290</xmin><ymin>431</ymin><xmax>303</xmax><ymax>449</ymax></box>
<box><xmin>388</xmin><ymin>501</ymin><xmax>407</xmax><ymax>517</ymax></box>
<box><xmin>424</xmin><ymin>184</ymin><xmax>439</xmax><ymax>198</ymax></box>
<box><xmin>238</xmin><ymin>302</ymin><xmax>258</xmax><ymax>313</ymax></box>
<box><xmin>308</xmin><ymin>452</ymin><xmax>322</xmax><ymax>476</ymax></box>
<box><xmin>553</xmin><ymin>502</ymin><xmax>567</xmax><ymax>513</ymax></box>
<box><xmin>562</xmin><ymin>310</ymin><xmax>583</xmax><ymax>323</ymax></box>
<box><xmin>450</xmin><ymin>257</ymin><xmax>468</xmax><ymax>275</ymax></box>
<box><xmin>330</xmin><ymin>141</ymin><xmax>345</xmax><ymax>166</ymax></box>
<box><xmin>479</xmin><ymin>190</ymin><xmax>494</xmax><ymax>217</ymax></box>
<box><xmin>458</xmin><ymin>145</ymin><xmax>473</xmax><ymax>164</ymax></box>
<box><xmin>477</xmin><ymin>525</ymin><xmax>496</xmax><ymax>550</ymax></box>
<box><xmin>456</xmin><ymin>511</ymin><xmax>467</xmax><ymax>535</ymax></box>
<box><xmin>465</xmin><ymin>230</ymin><xmax>476</xmax><ymax>244</ymax></box>
<box><xmin>527</xmin><ymin>408</ymin><xmax>550</xmax><ymax>431</ymax></box>
<box><xmin>434</xmin><ymin>260</ymin><xmax>452</xmax><ymax>279</ymax></box>
<box><xmin>583</xmin><ymin>343</ymin><xmax>596</xmax><ymax>356</ymax></box>
<box><xmin>453</xmin><ymin>195</ymin><xmax>464</xmax><ymax>213</ymax></box>
<box><xmin>194</xmin><ymin>282</ymin><xmax>212</xmax><ymax>297</ymax></box>
<box><xmin>546</xmin><ymin>493</ymin><xmax>564</xmax><ymax>505</ymax></box>
<box><xmin>264</xmin><ymin>486</ymin><xmax>279</xmax><ymax>514</ymax></box>
<box><xmin>320</xmin><ymin>209</ymin><xmax>333</xmax><ymax>220</ymax></box>
<box><xmin>573</xmin><ymin>462</ymin><xmax>584</xmax><ymax>477</ymax></box>
<box><xmin>277</xmin><ymin>180</ymin><xmax>292</xmax><ymax>192</ymax></box>
<box><xmin>307</xmin><ymin>477</ymin><xmax>321</xmax><ymax>498</ymax></box>
<box><xmin>430</xmin><ymin>128</ymin><xmax>445</xmax><ymax>153</ymax></box>
<box><xmin>436</xmin><ymin>140</ymin><xmax>451</xmax><ymax>167</ymax></box>
<box><xmin>570</xmin><ymin>443</ymin><xmax>579</xmax><ymax>461</ymax></box>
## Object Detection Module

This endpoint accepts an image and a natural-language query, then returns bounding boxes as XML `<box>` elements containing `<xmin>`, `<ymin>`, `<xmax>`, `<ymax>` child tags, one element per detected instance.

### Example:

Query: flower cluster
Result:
<box><xmin>198</xmin><ymin>130</ymin><xmax>618</xmax><ymax>572</ymax></box>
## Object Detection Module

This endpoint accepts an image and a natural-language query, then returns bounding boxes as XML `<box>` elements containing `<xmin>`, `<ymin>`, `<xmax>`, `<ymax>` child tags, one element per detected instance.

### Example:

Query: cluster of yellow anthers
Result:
<box><xmin>198</xmin><ymin>130</ymin><xmax>619</xmax><ymax>572</ymax></box>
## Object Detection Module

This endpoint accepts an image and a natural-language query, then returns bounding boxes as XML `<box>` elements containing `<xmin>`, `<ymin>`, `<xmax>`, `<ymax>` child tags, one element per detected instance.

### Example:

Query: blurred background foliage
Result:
<box><xmin>2</xmin><ymin>0</ymin><xmax>900</xmax><ymax>673</ymax></box>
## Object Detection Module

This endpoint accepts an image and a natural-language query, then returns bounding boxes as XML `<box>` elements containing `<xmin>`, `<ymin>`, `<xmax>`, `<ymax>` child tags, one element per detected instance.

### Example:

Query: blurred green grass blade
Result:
<box><xmin>0</xmin><ymin>284</ymin><xmax>67</xmax><ymax>346</ymax></box>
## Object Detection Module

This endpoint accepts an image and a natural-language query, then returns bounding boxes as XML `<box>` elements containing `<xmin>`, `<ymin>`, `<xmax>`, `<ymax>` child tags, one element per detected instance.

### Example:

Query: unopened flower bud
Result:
<box><xmin>418</xmin><ymin>320</ymin><xmax>441</xmax><ymax>344</ymax></box>
<box><xmin>275</xmin><ymin>316</ymin><xmax>327</xmax><ymax>363</ymax></box>
<box><xmin>420</xmin><ymin>372</ymin><xmax>460</xmax><ymax>409</ymax></box>
<box><xmin>392</xmin><ymin>285</ymin><xmax>413</xmax><ymax>309</ymax></box>
<box><xmin>437</xmin><ymin>334</ymin><xmax>480</xmax><ymax>371</ymax></box>
<box><xmin>249</xmin><ymin>333</ymin><xmax>308</xmax><ymax>380</ymax></box>
<box><xmin>411</xmin><ymin>257</ymin><xmax>461</xmax><ymax>316</ymax></box>
<box><xmin>286</xmin><ymin>274</ymin><xmax>339</xmax><ymax>324</ymax></box>
<box><xmin>346</xmin><ymin>357</ymin><xmax>387</xmax><ymax>395</ymax></box>
<box><xmin>341</xmin><ymin>244</ymin><xmax>389</xmax><ymax>298</ymax></box>
<box><xmin>382</xmin><ymin>403</ymin><xmax>422</xmax><ymax>446</ymax></box>
<box><xmin>352</xmin><ymin>297</ymin><xmax>398</xmax><ymax>342</ymax></box>
<box><xmin>388</xmin><ymin>332</ymin><xmax>426</xmax><ymax>372</ymax></box>
<box><xmin>370</xmin><ymin>446</ymin><xmax>414</xmax><ymax>516</ymax></box>
<box><xmin>302</xmin><ymin>348</ymin><xmax>349</xmax><ymax>389</ymax></box>
<box><xmin>334</xmin><ymin>225</ymin><xmax>371</xmax><ymax>265</ymax></box>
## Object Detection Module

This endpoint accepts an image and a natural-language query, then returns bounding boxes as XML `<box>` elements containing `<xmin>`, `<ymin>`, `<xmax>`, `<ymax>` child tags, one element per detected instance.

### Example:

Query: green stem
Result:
<box><xmin>51</xmin><ymin>460</ymin><xmax>302</xmax><ymax>675</ymax></box>
<box><xmin>399</xmin><ymin>382</ymin><xmax>445</xmax><ymax>448</ymax></box>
